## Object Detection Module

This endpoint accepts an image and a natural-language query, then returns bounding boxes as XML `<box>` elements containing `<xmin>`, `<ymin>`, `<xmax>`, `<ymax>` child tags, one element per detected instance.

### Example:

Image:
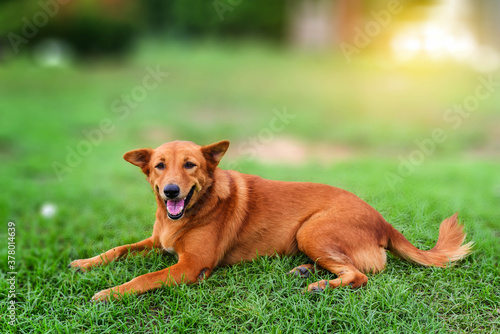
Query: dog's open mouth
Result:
<box><xmin>165</xmin><ymin>186</ymin><xmax>195</xmax><ymax>220</ymax></box>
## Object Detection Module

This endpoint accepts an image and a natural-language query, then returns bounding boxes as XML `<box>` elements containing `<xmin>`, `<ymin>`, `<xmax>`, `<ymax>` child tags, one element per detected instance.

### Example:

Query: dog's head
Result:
<box><xmin>123</xmin><ymin>140</ymin><xmax>229</xmax><ymax>220</ymax></box>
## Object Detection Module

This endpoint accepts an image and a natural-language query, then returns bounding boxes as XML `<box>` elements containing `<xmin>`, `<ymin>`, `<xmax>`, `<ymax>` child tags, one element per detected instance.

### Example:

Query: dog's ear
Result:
<box><xmin>201</xmin><ymin>140</ymin><xmax>230</xmax><ymax>168</ymax></box>
<box><xmin>123</xmin><ymin>148</ymin><xmax>153</xmax><ymax>174</ymax></box>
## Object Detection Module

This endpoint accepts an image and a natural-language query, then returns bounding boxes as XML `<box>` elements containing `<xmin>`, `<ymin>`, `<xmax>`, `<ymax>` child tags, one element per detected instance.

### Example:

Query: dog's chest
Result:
<box><xmin>164</xmin><ymin>246</ymin><xmax>176</xmax><ymax>254</ymax></box>
<box><xmin>159</xmin><ymin>224</ymin><xmax>178</xmax><ymax>255</ymax></box>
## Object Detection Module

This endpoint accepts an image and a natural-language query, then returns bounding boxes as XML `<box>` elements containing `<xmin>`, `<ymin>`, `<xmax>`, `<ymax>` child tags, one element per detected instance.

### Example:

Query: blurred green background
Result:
<box><xmin>0</xmin><ymin>0</ymin><xmax>499</xmax><ymax>332</ymax></box>
<box><xmin>1</xmin><ymin>0</ymin><xmax>499</xmax><ymax>186</ymax></box>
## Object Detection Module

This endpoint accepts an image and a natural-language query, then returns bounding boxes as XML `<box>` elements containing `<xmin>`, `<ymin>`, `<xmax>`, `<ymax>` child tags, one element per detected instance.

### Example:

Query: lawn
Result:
<box><xmin>0</xmin><ymin>41</ymin><xmax>499</xmax><ymax>333</ymax></box>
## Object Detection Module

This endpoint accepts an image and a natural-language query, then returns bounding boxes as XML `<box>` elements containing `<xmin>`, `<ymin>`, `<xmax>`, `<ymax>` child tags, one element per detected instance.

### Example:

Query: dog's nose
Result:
<box><xmin>163</xmin><ymin>184</ymin><xmax>180</xmax><ymax>199</ymax></box>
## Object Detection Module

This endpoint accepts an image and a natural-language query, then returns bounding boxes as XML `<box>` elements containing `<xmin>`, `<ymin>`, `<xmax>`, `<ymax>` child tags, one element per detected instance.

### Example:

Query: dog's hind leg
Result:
<box><xmin>295</xmin><ymin>214</ymin><xmax>380</xmax><ymax>292</ymax></box>
<box><xmin>306</xmin><ymin>261</ymin><xmax>368</xmax><ymax>292</ymax></box>
<box><xmin>298</xmin><ymin>240</ymin><xmax>368</xmax><ymax>291</ymax></box>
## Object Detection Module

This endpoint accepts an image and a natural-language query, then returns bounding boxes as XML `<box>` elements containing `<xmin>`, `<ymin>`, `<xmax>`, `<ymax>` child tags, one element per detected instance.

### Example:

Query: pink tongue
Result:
<box><xmin>167</xmin><ymin>199</ymin><xmax>185</xmax><ymax>216</ymax></box>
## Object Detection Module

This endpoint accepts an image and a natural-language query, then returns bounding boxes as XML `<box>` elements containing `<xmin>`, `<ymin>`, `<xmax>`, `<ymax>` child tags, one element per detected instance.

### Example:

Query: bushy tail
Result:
<box><xmin>388</xmin><ymin>213</ymin><xmax>473</xmax><ymax>267</ymax></box>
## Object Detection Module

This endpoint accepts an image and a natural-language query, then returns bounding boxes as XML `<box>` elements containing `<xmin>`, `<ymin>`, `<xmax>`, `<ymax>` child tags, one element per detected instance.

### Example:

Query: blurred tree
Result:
<box><xmin>1</xmin><ymin>0</ymin><xmax>288</xmax><ymax>57</ymax></box>
<box><xmin>140</xmin><ymin>0</ymin><xmax>174</xmax><ymax>34</ymax></box>
<box><xmin>0</xmin><ymin>0</ymin><xmax>139</xmax><ymax>57</ymax></box>
<box><xmin>167</xmin><ymin>0</ymin><xmax>287</xmax><ymax>40</ymax></box>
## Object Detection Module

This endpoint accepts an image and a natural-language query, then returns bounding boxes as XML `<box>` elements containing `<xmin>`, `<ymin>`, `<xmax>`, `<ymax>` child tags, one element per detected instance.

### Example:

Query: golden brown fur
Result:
<box><xmin>69</xmin><ymin>140</ymin><xmax>473</xmax><ymax>301</ymax></box>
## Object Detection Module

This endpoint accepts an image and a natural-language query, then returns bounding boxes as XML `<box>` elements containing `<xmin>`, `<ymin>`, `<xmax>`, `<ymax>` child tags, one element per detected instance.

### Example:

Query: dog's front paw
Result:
<box><xmin>91</xmin><ymin>288</ymin><xmax>120</xmax><ymax>302</ymax></box>
<box><xmin>91</xmin><ymin>289</ymin><xmax>110</xmax><ymax>302</ymax></box>
<box><xmin>91</xmin><ymin>286</ymin><xmax>128</xmax><ymax>302</ymax></box>
<box><xmin>68</xmin><ymin>258</ymin><xmax>98</xmax><ymax>272</ymax></box>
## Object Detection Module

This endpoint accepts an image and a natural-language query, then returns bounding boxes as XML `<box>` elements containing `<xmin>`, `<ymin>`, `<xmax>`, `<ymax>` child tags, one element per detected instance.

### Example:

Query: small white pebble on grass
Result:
<box><xmin>40</xmin><ymin>203</ymin><xmax>57</xmax><ymax>218</ymax></box>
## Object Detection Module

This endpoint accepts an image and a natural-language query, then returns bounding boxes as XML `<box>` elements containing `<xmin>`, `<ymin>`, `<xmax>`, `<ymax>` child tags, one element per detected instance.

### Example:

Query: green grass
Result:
<box><xmin>0</xmin><ymin>41</ymin><xmax>499</xmax><ymax>333</ymax></box>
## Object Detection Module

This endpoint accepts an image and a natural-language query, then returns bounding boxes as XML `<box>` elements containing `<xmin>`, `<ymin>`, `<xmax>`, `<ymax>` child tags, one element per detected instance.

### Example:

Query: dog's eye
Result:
<box><xmin>184</xmin><ymin>162</ymin><xmax>196</xmax><ymax>169</ymax></box>
<box><xmin>155</xmin><ymin>162</ymin><xmax>165</xmax><ymax>170</ymax></box>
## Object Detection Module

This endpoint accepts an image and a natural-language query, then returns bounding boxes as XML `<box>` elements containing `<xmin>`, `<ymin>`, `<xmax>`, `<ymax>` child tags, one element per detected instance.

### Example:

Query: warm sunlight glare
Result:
<box><xmin>391</xmin><ymin>25</ymin><xmax>476</xmax><ymax>63</ymax></box>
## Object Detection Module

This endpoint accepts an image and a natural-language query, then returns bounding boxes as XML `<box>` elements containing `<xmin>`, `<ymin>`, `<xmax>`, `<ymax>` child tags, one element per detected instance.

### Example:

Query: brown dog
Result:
<box><xmin>70</xmin><ymin>140</ymin><xmax>472</xmax><ymax>301</ymax></box>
